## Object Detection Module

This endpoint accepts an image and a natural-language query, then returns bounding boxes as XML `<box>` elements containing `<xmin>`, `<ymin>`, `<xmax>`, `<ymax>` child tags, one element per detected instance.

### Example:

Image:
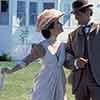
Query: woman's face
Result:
<box><xmin>51</xmin><ymin>20</ymin><xmax>63</xmax><ymax>36</ymax></box>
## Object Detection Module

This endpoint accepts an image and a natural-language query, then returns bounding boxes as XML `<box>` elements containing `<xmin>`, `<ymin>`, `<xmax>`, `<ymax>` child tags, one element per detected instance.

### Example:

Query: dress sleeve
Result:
<box><xmin>32</xmin><ymin>43</ymin><xmax>46</xmax><ymax>58</ymax></box>
<box><xmin>23</xmin><ymin>43</ymin><xmax>46</xmax><ymax>65</ymax></box>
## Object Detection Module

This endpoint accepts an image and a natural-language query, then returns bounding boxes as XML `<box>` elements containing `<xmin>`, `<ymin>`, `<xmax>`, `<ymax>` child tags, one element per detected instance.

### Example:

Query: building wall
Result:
<box><xmin>0</xmin><ymin>26</ymin><xmax>11</xmax><ymax>55</ymax></box>
<box><xmin>0</xmin><ymin>0</ymin><xmax>99</xmax><ymax>60</ymax></box>
<box><xmin>0</xmin><ymin>0</ymin><xmax>12</xmax><ymax>55</ymax></box>
<box><xmin>11</xmin><ymin>0</ymin><xmax>58</xmax><ymax>60</ymax></box>
<box><xmin>0</xmin><ymin>0</ymin><xmax>58</xmax><ymax>58</ymax></box>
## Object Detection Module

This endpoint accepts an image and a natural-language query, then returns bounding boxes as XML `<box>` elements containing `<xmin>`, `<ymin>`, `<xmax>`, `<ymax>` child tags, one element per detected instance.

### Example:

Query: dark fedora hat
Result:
<box><xmin>71</xmin><ymin>0</ymin><xmax>93</xmax><ymax>13</ymax></box>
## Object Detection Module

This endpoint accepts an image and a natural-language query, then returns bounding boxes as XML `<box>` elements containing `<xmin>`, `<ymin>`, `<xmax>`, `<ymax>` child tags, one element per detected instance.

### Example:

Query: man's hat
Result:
<box><xmin>71</xmin><ymin>0</ymin><xmax>93</xmax><ymax>13</ymax></box>
<box><xmin>36</xmin><ymin>9</ymin><xmax>64</xmax><ymax>32</ymax></box>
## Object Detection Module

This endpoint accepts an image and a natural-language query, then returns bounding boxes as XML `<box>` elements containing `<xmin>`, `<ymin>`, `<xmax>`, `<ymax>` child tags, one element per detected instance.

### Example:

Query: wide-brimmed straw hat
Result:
<box><xmin>71</xmin><ymin>0</ymin><xmax>93</xmax><ymax>13</ymax></box>
<box><xmin>36</xmin><ymin>9</ymin><xmax>64</xmax><ymax>32</ymax></box>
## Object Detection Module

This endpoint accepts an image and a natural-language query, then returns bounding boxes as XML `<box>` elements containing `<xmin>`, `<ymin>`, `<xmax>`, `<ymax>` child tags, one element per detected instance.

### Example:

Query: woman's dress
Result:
<box><xmin>32</xmin><ymin>40</ymin><xmax>66</xmax><ymax>100</ymax></box>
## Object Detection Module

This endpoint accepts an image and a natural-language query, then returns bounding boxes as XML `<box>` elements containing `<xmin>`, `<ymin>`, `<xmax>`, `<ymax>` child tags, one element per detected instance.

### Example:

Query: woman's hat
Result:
<box><xmin>71</xmin><ymin>0</ymin><xmax>93</xmax><ymax>13</ymax></box>
<box><xmin>36</xmin><ymin>9</ymin><xmax>64</xmax><ymax>32</ymax></box>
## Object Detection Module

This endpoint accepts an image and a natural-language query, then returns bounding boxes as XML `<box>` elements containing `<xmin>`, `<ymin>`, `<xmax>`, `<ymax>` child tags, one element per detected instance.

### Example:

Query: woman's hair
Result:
<box><xmin>41</xmin><ymin>22</ymin><xmax>55</xmax><ymax>39</ymax></box>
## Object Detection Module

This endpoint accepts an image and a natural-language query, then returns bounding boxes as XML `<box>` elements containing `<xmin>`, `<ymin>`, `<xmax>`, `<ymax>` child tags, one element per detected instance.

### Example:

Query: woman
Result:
<box><xmin>1</xmin><ymin>9</ymin><xmax>66</xmax><ymax>100</ymax></box>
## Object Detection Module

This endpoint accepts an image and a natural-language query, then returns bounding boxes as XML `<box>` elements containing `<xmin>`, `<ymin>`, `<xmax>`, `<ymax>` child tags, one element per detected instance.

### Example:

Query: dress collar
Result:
<box><xmin>47</xmin><ymin>36</ymin><xmax>56</xmax><ymax>45</ymax></box>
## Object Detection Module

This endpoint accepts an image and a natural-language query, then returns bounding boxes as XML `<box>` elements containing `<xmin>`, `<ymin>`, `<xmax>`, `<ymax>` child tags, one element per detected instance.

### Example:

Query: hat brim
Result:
<box><xmin>43</xmin><ymin>13</ymin><xmax>64</xmax><ymax>30</ymax></box>
<box><xmin>79</xmin><ymin>4</ymin><xmax>93</xmax><ymax>10</ymax></box>
<box><xmin>36</xmin><ymin>9</ymin><xmax>64</xmax><ymax>32</ymax></box>
<box><xmin>71</xmin><ymin>4</ymin><xmax>93</xmax><ymax>14</ymax></box>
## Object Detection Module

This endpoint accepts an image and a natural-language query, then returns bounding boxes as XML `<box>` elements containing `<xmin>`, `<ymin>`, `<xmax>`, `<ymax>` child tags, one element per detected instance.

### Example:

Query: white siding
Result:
<box><xmin>10</xmin><ymin>0</ymin><xmax>57</xmax><ymax>60</ymax></box>
<box><xmin>0</xmin><ymin>26</ymin><xmax>11</xmax><ymax>55</ymax></box>
<box><xmin>0</xmin><ymin>0</ymin><xmax>12</xmax><ymax>55</ymax></box>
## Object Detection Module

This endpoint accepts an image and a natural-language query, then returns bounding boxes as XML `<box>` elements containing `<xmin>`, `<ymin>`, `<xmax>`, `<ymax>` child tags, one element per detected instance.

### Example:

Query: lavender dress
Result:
<box><xmin>32</xmin><ymin>40</ymin><xmax>66</xmax><ymax>100</ymax></box>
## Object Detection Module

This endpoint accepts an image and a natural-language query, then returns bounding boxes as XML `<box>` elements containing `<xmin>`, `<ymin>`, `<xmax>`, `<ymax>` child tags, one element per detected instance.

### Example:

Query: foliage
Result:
<box><xmin>0</xmin><ymin>53</ymin><xmax>12</xmax><ymax>61</ymax></box>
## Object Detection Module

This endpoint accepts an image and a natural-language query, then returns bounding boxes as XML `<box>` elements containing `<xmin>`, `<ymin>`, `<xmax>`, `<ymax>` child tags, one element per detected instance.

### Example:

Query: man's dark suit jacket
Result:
<box><xmin>64</xmin><ymin>22</ymin><xmax>100</xmax><ymax>94</ymax></box>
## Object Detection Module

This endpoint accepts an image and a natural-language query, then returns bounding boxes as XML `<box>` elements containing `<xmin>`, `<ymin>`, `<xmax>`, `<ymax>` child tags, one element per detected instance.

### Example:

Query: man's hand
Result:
<box><xmin>1</xmin><ymin>67</ymin><xmax>12</xmax><ymax>74</ymax></box>
<box><xmin>77</xmin><ymin>57</ymin><xmax>88</xmax><ymax>69</ymax></box>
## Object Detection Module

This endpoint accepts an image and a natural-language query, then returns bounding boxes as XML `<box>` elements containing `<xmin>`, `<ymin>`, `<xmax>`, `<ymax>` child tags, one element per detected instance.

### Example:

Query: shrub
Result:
<box><xmin>0</xmin><ymin>53</ymin><xmax>12</xmax><ymax>61</ymax></box>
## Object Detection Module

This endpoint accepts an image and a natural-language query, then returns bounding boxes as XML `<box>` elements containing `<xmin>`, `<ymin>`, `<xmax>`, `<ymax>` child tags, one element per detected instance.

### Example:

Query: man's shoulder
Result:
<box><xmin>69</xmin><ymin>26</ymin><xmax>81</xmax><ymax>37</ymax></box>
<box><xmin>93</xmin><ymin>22</ymin><xmax>100</xmax><ymax>32</ymax></box>
<box><xmin>93</xmin><ymin>21</ymin><xmax>100</xmax><ymax>27</ymax></box>
<box><xmin>97</xmin><ymin>23</ymin><xmax>100</xmax><ymax>26</ymax></box>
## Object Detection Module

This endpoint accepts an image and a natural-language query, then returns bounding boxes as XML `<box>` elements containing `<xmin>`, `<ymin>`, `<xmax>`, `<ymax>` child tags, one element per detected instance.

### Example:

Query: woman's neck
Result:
<box><xmin>47</xmin><ymin>36</ymin><xmax>56</xmax><ymax>44</ymax></box>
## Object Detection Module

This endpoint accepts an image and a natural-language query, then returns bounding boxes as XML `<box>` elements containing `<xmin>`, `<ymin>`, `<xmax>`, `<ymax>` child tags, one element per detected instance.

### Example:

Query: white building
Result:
<box><xmin>0</xmin><ymin>0</ymin><xmax>74</xmax><ymax>60</ymax></box>
<box><xmin>0</xmin><ymin>0</ymin><xmax>60</xmax><ymax>60</ymax></box>
<box><xmin>0</xmin><ymin>0</ymin><xmax>99</xmax><ymax>60</ymax></box>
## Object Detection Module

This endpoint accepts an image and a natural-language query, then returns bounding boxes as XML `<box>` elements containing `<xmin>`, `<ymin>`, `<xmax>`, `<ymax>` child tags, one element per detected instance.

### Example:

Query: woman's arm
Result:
<box><xmin>2</xmin><ymin>43</ymin><xmax>45</xmax><ymax>73</ymax></box>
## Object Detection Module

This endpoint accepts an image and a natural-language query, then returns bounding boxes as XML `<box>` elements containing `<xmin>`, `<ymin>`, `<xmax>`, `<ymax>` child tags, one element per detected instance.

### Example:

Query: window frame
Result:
<box><xmin>43</xmin><ymin>2</ymin><xmax>55</xmax><ymax>10</ymax></box>
<box><xmin>29</xmin><ymin>1</ymin><xmax>37</xmax><ymax>26</ymax></box>
<box><xmin>17</xmin><ymin>0</ymin><xmax>26</xmax><ymax>26</ymax></box>
<box><xmin>0</xmin><ymin>0</ymin><xmax>9</xmax><ymax>25</ymax></box>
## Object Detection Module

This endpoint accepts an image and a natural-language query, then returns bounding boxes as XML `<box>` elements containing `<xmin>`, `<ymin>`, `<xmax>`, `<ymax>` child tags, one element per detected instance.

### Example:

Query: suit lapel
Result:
<box><xmin>90</xmin><ymin>22</ymin><xmax>97</xmax><ymax>33</ymax></box>
<box><xmin>78</xmin><ymin>22</ymin><xmax>97</xmax><ymax>35</ymax></box>
<box><xmin>72</xmin><ymin>27</ymin><xmax>84</xmax><ymax>57</ymax></box>
<box><xmin>70</xmin><ymin>23</ymin><xmax>98</xmax><ymax>58</ymax></box>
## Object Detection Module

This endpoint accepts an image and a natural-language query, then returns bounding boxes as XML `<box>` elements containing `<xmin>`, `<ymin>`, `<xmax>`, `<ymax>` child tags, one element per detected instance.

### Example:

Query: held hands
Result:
<box><xmin>77</xmin><ymin>57</ymin><xmax>88</xmax><ymax>69</ymax></box>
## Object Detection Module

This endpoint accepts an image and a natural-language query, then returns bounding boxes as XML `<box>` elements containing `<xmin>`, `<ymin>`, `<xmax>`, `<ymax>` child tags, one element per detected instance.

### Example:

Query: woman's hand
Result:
<box><xmin>77</xmin><ymin>57</ymin><xmax>88</xmax><ymax>69</ymax></box>
<box><xmin>1</xmin><ymin>67</ymin><xmax>12</xmax><ymax>74</ymax></box>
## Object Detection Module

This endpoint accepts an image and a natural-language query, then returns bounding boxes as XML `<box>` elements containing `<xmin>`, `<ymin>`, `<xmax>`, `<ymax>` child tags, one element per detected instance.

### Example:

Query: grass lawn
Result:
<box><xmin>0</xmin><ymin>62</ymin><xmax>75</xmax><ymax>100</ymax></box>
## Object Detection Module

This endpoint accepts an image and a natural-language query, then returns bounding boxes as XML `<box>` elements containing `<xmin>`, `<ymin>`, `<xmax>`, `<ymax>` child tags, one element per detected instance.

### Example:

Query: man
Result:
<box><xmin>64</xmin><ymin>0</ymin><xmax>100</xmax><ymax>100</ymax></box>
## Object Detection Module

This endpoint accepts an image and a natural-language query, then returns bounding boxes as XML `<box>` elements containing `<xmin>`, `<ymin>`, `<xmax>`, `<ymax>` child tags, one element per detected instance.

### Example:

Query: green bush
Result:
<box><xmin>0</xmin><ymin>53</ymin><xmax>12</xmax><ymax>61</ymax></box>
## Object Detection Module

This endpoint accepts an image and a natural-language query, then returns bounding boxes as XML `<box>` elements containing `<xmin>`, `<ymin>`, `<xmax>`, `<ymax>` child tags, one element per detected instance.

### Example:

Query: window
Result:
<box><xmin>29</xmin><ymin>2</ymin><xmax>37</xmax><ymax>25</ymax></box>
<box><xmin>43</xmin><ymin>2</ymin><xmax>55</xmax><ymax>10</ymax></box>
<box><xmin>17</xmin><ymin>1</ymin><xmax>26</xmax><ymax>26</ymax></box>
<box><xmin>1</xmin><ymin>0</ymin><xmax>8</xmax><ymax>12</ymax></box>
<box><xmin>0</xmin><ymin>0</ymin><xmax>9</xmax><ymax>25</ymax></box>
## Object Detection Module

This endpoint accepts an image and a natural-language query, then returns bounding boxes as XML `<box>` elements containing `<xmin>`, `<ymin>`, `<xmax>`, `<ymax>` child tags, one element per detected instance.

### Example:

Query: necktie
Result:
<box><xmin>82</xmin><ymin>25</ymin><xmax>88</xmax><ymax>58</ymax></box>
<box><xmin>82</xmin><ymin>25</ymin><xmax>94</xmax><ymax>77</ymax></box>
<box><xmin>82</xmin><ymin>25</ymin><xmax>91</xmax><ymax>35</ymax></box>
<box><xmin>82</xmin><ymin>24</ymin><xmax>92</xmax><ymax>58</ymax></box>
<box><xmin>83</xmin><ymin>28</ymin><xmax>88</xmax><ymax>59</ymax></box>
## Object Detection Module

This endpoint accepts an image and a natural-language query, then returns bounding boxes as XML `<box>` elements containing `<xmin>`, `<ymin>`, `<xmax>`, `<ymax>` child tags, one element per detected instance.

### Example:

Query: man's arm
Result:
<box><xmin>64</xmin><ymin>34</ymin><xmax>88</xmax><ymax>71</ymax></box>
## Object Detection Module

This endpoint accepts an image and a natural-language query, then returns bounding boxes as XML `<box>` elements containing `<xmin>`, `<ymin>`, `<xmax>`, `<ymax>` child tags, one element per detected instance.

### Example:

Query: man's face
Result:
<box><xmin>73</xmin><ymin>8</ymin><xmax>90</xmax><ymax>25</ymax></box>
